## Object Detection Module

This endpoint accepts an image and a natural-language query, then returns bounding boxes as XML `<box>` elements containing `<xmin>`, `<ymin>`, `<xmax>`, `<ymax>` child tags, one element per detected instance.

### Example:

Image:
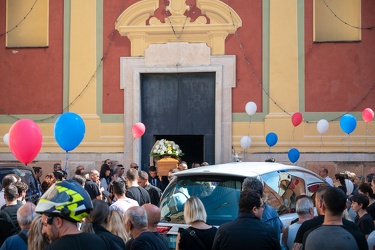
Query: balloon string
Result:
<box><xmin>123</xmin><ymin>138</ymin><xmax>137</xmax><ymax>160</ymax></box>
<box><xmin>292</xmin><ymin>127</ymin><xmax>295</xmax><ymax>142</ymax></box>
<box><xmin>26</xmin><ymin>164</ymin><xmax>31</xmax><ymax>201</ymax></box>
<box><xmin>64</xmin><ymin>151</ymin><xmax>69</xmax><ymax>172</ymax></box>
<box><xmin>317</xmin><ymin>135</ymin><xmax>323</xmax><ymax>163</ymax></box>
<box><xmin>364</xmin><ymin>123</ymin><xmax>371</xmax><ymax>162</ymax></box>
<box><xmin>247</xmin><ymin>116</ymin><xmax>252</xmax><ymax>137</ymax></box>
<box><xmin>347</xmin><ymin>134</ymin><xmax>351</xmax><ymax>162</ymax></box>
<box><xmin>289</xmin><ymin>127</ymin><xmax>295</xmax><ymax>148</ymax></box>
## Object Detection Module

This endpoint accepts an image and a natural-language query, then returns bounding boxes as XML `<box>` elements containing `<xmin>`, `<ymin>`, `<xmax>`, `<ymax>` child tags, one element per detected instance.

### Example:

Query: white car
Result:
<box><xmin>157</xmin><ymin>162</ymin><xmax>328</xmax><ymax>249</ymax></box>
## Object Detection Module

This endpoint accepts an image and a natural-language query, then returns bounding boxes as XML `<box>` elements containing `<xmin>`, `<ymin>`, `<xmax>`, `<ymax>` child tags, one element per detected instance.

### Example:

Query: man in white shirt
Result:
<box><xmin>110</xmin><ymin>179</ymin><xmax>138</xmax><ymax>214</ymax></box>
<box><xmin>318</xmin><ymin>167</ymin><xmax>334</xmax><ymax>186</ymax></box>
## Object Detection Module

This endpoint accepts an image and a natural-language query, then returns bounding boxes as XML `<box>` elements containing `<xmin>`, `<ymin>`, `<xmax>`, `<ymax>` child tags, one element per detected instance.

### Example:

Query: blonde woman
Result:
<box><xmin>176</xmin><ymin>196</ymin><xmax>217</xmax><ymax>250</ymax></box>
<box><xmin>106</xmin><ymin>209</ymin><xmax>129</xmax><ymax>243</ymax></box>
<box><xmin>28</xmin><ymin>215</ymin><xmax>49</xmax><ymax>250</ymax></box>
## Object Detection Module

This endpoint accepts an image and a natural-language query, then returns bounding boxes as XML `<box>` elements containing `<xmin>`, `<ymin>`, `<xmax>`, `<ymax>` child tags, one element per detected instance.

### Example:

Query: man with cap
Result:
<box><xmin>36</xmin><ymin>180</ymin><xmax>119</xmax><ymax>250</ymax></box>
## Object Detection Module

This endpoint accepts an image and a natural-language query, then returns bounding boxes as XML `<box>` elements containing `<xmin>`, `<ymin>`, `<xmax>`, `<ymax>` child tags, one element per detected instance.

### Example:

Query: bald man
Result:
<box><xmin>142</xmin><ymin>203</ymin><xmax>161</xmax><ymax>232</ymax></box>
<box><xmin>124</xmin><ymin>206</ymin><xmax>168</xmax><ymax>250</ymax></box>
<box><xmin>1</xmin><ymin>202</ymin><xmax>37</xmax><ymax>250</ymax></box>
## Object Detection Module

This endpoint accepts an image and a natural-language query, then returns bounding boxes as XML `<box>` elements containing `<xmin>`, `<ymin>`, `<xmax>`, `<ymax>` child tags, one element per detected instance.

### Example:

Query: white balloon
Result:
<box><xmin>317</xmin><ymin>119</ymin><xmax>329</xmax><ymax>134</ymax></box>
<box><xmin>240</xmin><ymin>136</ymin><xmax>251</xmax><ymax>150</ymax></box>
<box><xmin>245</xmin><ymin>102</ymin><xmax>257</xmax><ymax>116</ymax></box>
<box><xmin>345</xmin><ymin>179</ymin><xmax>354</xmax><ymax>196</ymax></box>
<box><xmin>3</xmin><ymin>133</ymin><xmax>9</xmax><ymax>146</ymax></box>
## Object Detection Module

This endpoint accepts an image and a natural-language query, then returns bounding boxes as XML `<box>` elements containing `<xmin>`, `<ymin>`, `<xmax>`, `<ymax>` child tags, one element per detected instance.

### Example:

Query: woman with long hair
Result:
<box><xmin>176</xmin><ymin>196</ymin><xmax>217</xmax><ymax>250</ymax></box>
<box><xmin>28</xmin><ymin>215</ymin><xmax>49</xmax><ymax>250</ymax></box>
<box><xmin>106</xmin><ymin>209</ymin><xmax>128</xmax><ymax>243</ymax></box>
<box><xmin>82</xmin><ymin>199</ymin><xmax>125</xmax><ymax>249</ymax></box>
<box><xmin>334</xmin><ymin>173</ymin><xmax>347</xmax><ymax>195</ymax></box>
<box><xmin>99</xmin><ymin>164</ymin><xmax>111</xmax><ymax>203</ymax></box>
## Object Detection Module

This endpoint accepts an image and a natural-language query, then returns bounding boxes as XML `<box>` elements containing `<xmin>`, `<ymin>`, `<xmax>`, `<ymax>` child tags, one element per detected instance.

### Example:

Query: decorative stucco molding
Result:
<box><xmin>115</xmin><ymin>0</ymin><xmax>242</xmax><ymax>56</ymax></box>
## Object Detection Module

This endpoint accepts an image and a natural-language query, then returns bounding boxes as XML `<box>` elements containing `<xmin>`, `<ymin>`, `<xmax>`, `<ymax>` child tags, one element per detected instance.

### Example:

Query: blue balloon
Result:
<box><xmin>54</xmin><ymin>112</ymin><xmax>86</xmax><ymax>151</ymax></box>
<box><xmin>340</xmin><ymin>114</ymin><xmax>357</xmax><ymax>134</ymax></box>
<box><xmin>266</xmin><ymin>132</ymin><xmax>278</xmax><ymax>147</ymax></box>
<box><xmin>288</xmin><ymin>148</ymin><xmax>300</xmax><ymax>163</ymax></box>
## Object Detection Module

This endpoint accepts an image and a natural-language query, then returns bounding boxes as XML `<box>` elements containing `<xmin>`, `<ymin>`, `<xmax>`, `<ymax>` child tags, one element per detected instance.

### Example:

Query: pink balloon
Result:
<box><xmin>132</xmin><ymin>122</ymin><xmax>146</xmax><ymax>138</ymax></box>
<box><xmin>8</xmin><ymin>119</ymin><xmax>42</xmax><ymax>165</ymax></box>
<box><xmin>362</xmin><ymin>108</ymin><xmax>374</xmax><ymax>123</ymax></box>
<box><xmin>292</xmin><ymin>112</ymin><xmax>303</xmax><ymax>127</ymax></box>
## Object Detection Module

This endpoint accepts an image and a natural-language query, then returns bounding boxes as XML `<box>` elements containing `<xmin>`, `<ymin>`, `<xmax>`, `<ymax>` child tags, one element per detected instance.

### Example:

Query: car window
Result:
<box><xmin>262</xmin><ymin>170</ymin><xmax>306</xmax><ymax>214</ymax></box>
<box><xmin>160</xmin><ymin>175</ymin><xmax>243</xmax><ymax>226</ymax></box>
<box><xmin>0</xmin><ymin>168</ymin><xmax>40</xmax><ymax>203</ymax></box>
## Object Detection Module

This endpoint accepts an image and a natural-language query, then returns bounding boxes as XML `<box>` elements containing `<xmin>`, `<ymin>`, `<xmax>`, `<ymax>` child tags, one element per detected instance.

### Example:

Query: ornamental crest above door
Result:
<box><xmin>115</xmin><ymin>0</ymin><xmax>242</xmax><ymax>56</ymax></box>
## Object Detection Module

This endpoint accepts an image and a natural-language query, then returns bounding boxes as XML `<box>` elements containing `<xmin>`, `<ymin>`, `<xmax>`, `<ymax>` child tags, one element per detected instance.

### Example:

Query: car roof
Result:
<box><xmin>0</xmin><ymin>164</ymin><xmax>30</xmax><ymax>170</ymax></box>
<box><xmin>174</xmin><ymin>161</ymin><xmax>320</xmax><ymax>179</ymax></box>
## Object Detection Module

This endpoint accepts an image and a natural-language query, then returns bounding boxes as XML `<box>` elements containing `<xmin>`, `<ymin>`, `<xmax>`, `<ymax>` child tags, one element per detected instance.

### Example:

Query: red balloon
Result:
<box><xmin>292</xmin><ymin>112</ymin><xmax>303</xmax><ymax>127</ymax></box>
<box><xmin>362</xmin><ymin>108</ymin><xmax>374</xmax><ymax>123</ymax></box>
<box><xmin>8</xmin><ymin>119</ymin><xmax>42</xmax><ymax>165</ymax></box>
<box><xmin>132</xmin><ymin>122</ymin><xmax>146</xmax><ymax>138</ymax></box>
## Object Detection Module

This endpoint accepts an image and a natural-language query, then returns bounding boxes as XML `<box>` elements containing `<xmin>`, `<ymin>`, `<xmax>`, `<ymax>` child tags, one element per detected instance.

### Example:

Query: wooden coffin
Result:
<box><xmin>157</xmin><ymin>157</ymin><xmax>179</xmax><ymax>176</ymax></box>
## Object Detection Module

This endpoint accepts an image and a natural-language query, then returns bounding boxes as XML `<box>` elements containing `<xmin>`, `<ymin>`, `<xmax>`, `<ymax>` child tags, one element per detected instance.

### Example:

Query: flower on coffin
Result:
<box><xmin>150</xmin><ymin>139</ymin><xmax>184</xmax><ymax>161</ymax></box>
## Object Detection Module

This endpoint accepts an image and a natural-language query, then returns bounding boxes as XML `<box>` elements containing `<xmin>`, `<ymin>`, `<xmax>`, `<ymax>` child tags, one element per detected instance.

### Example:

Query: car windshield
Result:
<box><xmin>160</xmin><ymin>175</ymin><xmax>243</xmax><ymax>226</ymax></box>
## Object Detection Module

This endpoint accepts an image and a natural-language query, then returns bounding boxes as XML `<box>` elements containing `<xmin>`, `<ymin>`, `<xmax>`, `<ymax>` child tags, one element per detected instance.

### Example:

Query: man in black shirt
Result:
<box><xmin>126</xmin><ymin>169</ymin><xmax>151</xmax><ymax>206</ymax></box>
<box><xmin>212</xmin><ymin>189</ymin><xmax>280</xmax><ymax>250</ymax></box>
<box><xmin>148</xmin><ymin>166</ymin><xmax>164</xmax><ymax>191</ymax></box>
<box><xmin>302</xmin><ymin>187</ymin><xmax>367</xmax><ymax>250</ymax></box>
<box><xmin>84</xmin><ymin>170</ymin><xmax>101</xmax><ymax>200</ymax></box>
<box><xmin>0</xmin><ymin>184</ymin><xmax>22</xmax><ymax>245</ymax></box>
<box><xmin>124</xmin><ymin>206</ymin><xmax>168</xmax><ymax>250</ymax></box>
<box><xmin>293</xmin><ymin>186</ymin><xmax>359</xmax><ymax>250</ymax></box>
<box><xmin>138</xmin><ymin>171</ymin><xmax>162</xmax><ymax>206</ymax></box>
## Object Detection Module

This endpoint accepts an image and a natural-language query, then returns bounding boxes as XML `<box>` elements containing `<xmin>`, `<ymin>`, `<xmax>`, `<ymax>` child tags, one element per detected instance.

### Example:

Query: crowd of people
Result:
<box><xmin>2</xmin><ymin>160</ymin><xmax>375</xmax><ymax>249</ymax></box>
<box><xmin>0</xmin><ymin>159</ymin><xmax>205</xmax><ymax>249</ymax></box>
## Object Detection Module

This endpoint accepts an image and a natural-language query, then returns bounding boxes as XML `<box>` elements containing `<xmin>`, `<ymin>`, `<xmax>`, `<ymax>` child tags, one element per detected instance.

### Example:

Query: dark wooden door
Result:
<box><xmin>141</xmin><ymin>72</ymin><xmax>215</xmax><ymax>170</ymax></box>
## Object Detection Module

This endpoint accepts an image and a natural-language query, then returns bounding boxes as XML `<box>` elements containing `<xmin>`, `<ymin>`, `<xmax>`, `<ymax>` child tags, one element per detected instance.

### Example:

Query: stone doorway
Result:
<box><xmin>120</xmin><ymin>43</ymin><xmax>236</xmax><ymax>167</ymax></box>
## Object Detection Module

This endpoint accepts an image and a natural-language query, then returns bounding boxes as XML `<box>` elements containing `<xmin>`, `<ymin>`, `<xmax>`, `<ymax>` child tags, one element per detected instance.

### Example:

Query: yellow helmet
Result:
<box><xmin>36</xmin><ymin>180</ymin><xmax>93</xmax><ymax>222</ymax></box>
